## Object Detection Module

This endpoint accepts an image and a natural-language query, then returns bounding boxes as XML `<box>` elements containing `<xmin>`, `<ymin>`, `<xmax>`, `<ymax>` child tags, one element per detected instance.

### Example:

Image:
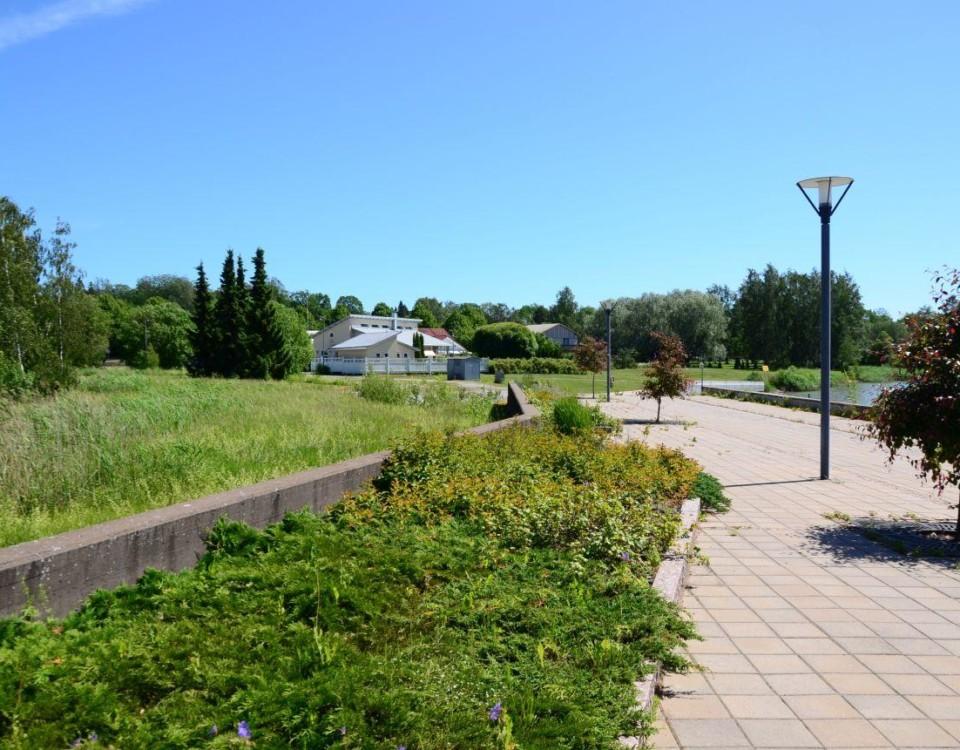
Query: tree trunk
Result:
<box><xmin>592</xmin><ymin>372</ymin><xmax>596</xmax><ymax>399</ymax></box>
<box><xmin>656</xmin><ymin>398</ymin><xmax>662</xmax><ymax>423</ymax></box>
<box><xmin>956</xmin><ymin>488</ymin><xmax>959</xmax><ymax>538</ymax></box>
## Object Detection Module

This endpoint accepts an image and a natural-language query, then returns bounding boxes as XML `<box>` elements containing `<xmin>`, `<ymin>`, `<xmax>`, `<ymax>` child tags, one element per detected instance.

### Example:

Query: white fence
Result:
<box><xmin>312</xmin><ymin>356</ymin><xmax>451</xmax><ymax>376</ymax></box>
<box><xmin>687</xmin><ymin>380</ymin><xmax>766</xmax><ymax>395</ymax></box>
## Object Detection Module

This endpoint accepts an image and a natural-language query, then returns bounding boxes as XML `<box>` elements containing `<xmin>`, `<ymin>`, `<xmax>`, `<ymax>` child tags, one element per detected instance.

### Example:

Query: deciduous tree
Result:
<box><xmin>643</xmin><ymin>332</ymin><xmax>690</xmax><ymax>423</ymax></box>
<box><xmin>869</xmin><ymin>269</ymin><xmax>960</xmax><ymax>533</ymax></box>
<box><xmin>574</xmin><ymin>336</ymin><xmax>607</xmax><ymax>398</ymax></box>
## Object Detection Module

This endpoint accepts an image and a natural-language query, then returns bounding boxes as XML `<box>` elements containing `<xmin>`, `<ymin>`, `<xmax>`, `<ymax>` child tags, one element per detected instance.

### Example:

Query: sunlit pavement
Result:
<box><xmin>601</xmin><ymin>393</ymin><xmax>960</xmax><ymax>749</ymax></box>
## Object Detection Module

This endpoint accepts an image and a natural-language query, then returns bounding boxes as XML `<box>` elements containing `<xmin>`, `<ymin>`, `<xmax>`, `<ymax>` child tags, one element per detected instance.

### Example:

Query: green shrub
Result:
<box><xmin>0</xmin><ymin>353</ymin><xmax>34</xmax><ymax>399</ymax></box>
<box><xmin>345</xmin><ymin>425</ymin><xmax>699</xmax><ymax>570</ymax></box>
<box><xmin>553</xmin><ymin>396</ymin><xmax>598</xmax><ymax>435</ymax></box>
<box><xmin>355</xmin><ymin>373</ymin><xmax>411</xmax><ymax>404</ymax></box>
<box><xmin>692</xmin><ymin>472</ymin><xmax>730</xmax><ymax>513</ymax></box>
<box><xmin>768</xmin><ymin>366</ymin><xmax>819</xmax><ymax>392</ymax></box>
<box><xmin>487</xmin><ymin>357</ymin><xmax>579</xmax><ymax>374</ymax></box>
<box><xmin>0</xmin><ymin>426</ymin><xmax>701</xmax><ymax>748</ymax></box>
<box><xmin>471</xmin><ymin>322</ymin><xmax>538</xmax><ymax>358</ymax></box>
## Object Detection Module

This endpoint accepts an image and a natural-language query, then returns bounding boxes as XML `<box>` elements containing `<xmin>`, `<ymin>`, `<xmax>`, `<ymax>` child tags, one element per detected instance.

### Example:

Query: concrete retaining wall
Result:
<box><xmin>0</xmin><ymin>382</ymin><xmax>538</xmax><ymax>618</ymax></box>
<box><xmin>702</xmin><ymin>385</ymin><xmax>872</xmax><ymax>419</ymax></box>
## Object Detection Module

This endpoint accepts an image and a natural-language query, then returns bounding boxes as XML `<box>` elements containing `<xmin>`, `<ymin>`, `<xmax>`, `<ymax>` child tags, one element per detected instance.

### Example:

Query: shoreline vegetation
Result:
<box><xmin>479</xmin><ymin>363</ymin><xmax>900</xmax><ymax>396</ymax></box>
<box><xmin>0</xmin><ymin>369</ymin><xmax>493</xmax><ymax>548</ymax></box>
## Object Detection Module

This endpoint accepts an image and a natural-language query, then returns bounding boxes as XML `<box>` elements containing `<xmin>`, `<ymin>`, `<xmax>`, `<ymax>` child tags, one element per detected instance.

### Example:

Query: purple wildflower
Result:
<box><xmin>619</xmin><ymin>550</ymin><xmax>631</xmax><ymax>562</ymax></box>
<box><xmin>237</xmin><ymin>721</ymin><xmax>252</xmax><ymax>740</ymax></box>
<box><xmin>488</xmin><ymin>702</ymin><xmax>503</xmax><ymax>722</ymax></box>
<box><xmin>209</xmin><ymin>724</ymin><xmax>218</xmax><ymax>736</ymax></box>
<box><xmin>88</xmin><ymin>734</ymin><xmax>98</xmax><ymax>743</ymax></box>
<box><xmin>339</xmin><ymin>726</ymin><xmax>347</xmax><ymax>736</ymax></box>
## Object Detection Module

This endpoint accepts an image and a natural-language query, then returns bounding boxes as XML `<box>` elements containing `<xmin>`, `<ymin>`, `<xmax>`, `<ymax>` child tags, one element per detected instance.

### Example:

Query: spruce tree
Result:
<box><xmin>397</xmin><ymin>300</ymin><xmax>410</xmax><ymax>317</ymax></box>
<box><xmin>248</xmin><ymin>248</ymin><xmax>282</xmax><ymax>378</ymax></box>
<box><xmin>187</xmin><ymin>263</ymin><xmax>213</xmax><ymax>375</ymax></box>
<box><xmin>235</xmin><ymin>255</ymin><xmax>252</xmax><ymax>374</ymax></box>
<box><xmin>212</xmin><ymin>250</ymin><xmax>244</xmax><ymax>377</ymax></box>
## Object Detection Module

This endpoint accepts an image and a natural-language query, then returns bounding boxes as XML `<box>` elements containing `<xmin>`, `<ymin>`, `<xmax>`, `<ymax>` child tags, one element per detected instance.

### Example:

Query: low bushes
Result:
<box><xmin>487</xmin><ymin>357</ymin><xmax>579</xmax><ymax>374</ymax></box>
<box><xmin>551</xmin><ymin>397</ymin><xmax>617</xmax><ymax>436</ymax></box>
<box><xmin>343</xmin><ymin>426</ymin><xmax>699</xmax><ymax>571</ymax></box>
<box><xmin>0</xmin><ymin>425</ymin><xmax>700</xmax><ymax>748</ymax></box>
<box><xmin>356</xmin><ymin>374</ymin><xmax>492</xmax><ymax>413</ymax></box>
<box><xmin>767</xmin><ymin>366</ymin><xmax>819</xmax><ymax>392</ymax></box>
<box><xmin>692</xmin><ymin>472</ymin><xmax>730</xmax><ymax>513</ymax></box>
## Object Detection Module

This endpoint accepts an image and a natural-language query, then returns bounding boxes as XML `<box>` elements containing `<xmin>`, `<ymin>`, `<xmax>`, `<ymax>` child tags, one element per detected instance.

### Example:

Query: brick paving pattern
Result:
<box><xmin>600</xmin><ymin>393</ymin><xmax>960</xmax><ymax>749</ymax></box>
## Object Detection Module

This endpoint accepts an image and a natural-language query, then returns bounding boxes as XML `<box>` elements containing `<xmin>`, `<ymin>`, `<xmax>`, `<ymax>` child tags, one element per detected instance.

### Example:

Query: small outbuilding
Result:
<box><xmin>447</xmin><ymin>357</ymin><xmax>483</xmax><ymax>381</ymax></box>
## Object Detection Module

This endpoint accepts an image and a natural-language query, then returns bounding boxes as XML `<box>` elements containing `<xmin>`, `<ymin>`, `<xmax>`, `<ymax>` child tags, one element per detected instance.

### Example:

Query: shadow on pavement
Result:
<box><xmin>724</xmin><ymin>478</ymin><xmax>819</xmax><ymax>489</ymax></box>
<box><xmin>621</xmin><ymin>418</ymin><xmax>691</xmax><ymax>426</ymax></box>
<box><xmin>804</xmin><ymin>519</ymin><xmax>960</xmax><ymax>569</ymax></box>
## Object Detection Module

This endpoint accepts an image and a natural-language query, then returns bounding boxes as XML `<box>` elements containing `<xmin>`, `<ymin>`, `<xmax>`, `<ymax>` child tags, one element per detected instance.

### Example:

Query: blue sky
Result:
<box><xmin>2</xmin><ymin>1</ymin><xmax>957</xmax><ymax>316</ymax></box>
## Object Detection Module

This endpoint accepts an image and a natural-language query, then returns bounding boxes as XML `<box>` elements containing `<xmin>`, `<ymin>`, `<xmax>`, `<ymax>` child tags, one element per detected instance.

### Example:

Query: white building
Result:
<box><xmin>309</xmin><ymin>313</ymin><xmax>466</xmax><ymax>363</ymax></box>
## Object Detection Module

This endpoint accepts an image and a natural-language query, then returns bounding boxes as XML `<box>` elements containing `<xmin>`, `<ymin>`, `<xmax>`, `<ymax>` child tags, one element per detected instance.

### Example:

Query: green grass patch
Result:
<box><xmin>0</xmin><ymin>426</ymin><xmax>700</xmax><ymax>749</ymax></box>
<box><xmin>0</xmin><ymin>368</ymin><xmax>493</xmax><ymax>547</ymax></box>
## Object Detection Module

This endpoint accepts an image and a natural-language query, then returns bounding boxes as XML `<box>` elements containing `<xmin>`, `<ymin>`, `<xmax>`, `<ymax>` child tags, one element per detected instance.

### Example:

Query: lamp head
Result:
<box><xmin>797</xmin><ymin>176</ymin><xmax>853</xmax><ymax>218</ymax></box>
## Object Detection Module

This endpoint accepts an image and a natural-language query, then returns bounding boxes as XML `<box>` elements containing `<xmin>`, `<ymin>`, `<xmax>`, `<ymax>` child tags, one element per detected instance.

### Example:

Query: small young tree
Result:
<box><xmin>413</xmin><ymin>332</ymin><xmax>426</xmax><ymax>359</ymax></box>
<box><xmin>869</xmin><ymin>269</ymin><xmax>960</xmax><ymax>534</ymax></box>
<box><xmin>643</xmin><ymin>332</ymin><xmax>690</xmax><ymax>423</ymax></box>
<box><xmin>573</xmin><ymin>336</ymin><xmax>606</xmax><ymax>399</ymax></box>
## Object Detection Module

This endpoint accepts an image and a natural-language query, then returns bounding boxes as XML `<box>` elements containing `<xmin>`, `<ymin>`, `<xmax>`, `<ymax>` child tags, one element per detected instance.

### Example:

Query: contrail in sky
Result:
<box><xmin>0</xmin><ymin>0</ymin><xmax>156</xmax><ymax>51</ymax></box>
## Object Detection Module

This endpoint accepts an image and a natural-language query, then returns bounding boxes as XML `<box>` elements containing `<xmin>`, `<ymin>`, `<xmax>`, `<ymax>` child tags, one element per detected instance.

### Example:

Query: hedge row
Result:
<box><xmin>487</xmin><ymin>357</ymin><xmax>579</xmax><ymax>374</ymax></box>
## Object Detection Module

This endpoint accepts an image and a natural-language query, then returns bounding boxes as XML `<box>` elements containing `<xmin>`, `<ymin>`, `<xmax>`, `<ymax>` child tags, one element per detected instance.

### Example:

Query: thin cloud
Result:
<box><xmin>0</xmin><ymin>0</ymin><xmax>156</xmax><ymax>51</ymax></box>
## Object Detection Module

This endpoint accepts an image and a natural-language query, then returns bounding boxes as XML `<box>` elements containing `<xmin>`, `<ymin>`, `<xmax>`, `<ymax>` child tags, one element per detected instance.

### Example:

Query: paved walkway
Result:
<box><xmin>599</xmin><ymin>393</ymin><xmax>960</xmax><ymax>749</ymax></box>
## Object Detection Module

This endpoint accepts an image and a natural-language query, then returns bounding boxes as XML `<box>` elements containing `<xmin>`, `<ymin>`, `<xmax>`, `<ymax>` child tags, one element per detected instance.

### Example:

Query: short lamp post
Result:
<box><xmin>602</xmin><ymin>301</ymin><xmax>614</xmax><ymax>402</ymax></box>
<box><xmin>796</xmin><ymin>176</ymin><xmax>854</xmax><ymax>481</ymax></box>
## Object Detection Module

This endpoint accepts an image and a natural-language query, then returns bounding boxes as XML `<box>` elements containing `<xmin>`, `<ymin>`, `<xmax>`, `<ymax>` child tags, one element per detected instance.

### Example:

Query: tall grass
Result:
<box><xmin>0</xmin><ymin>368</ymin><xmax>491</xmax><ymax>547</ymax></box>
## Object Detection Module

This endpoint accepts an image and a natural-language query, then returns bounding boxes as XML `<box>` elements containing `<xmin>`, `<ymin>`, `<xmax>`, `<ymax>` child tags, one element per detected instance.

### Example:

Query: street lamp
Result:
<box><xmin>796</xmin><ymin>176</ymin><xmax>854</xmax><ymax>480</ymax></box>
<box><xmin>602</xmin><ymin>301</ymin><xmax>614</xmax><ymax>402</ymax></box>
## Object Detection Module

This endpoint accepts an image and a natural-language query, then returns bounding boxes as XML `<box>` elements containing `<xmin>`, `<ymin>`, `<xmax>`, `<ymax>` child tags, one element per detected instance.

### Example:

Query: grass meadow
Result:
<box><xmin>0</xmin><ymin>368</ymin><xmax>491</xmax><ymax>547</ymax></box>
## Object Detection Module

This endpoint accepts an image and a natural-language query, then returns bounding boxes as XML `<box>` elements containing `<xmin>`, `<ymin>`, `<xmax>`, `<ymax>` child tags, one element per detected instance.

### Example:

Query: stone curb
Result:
<box><xmin>619</xmin><ymin>496</ymin><xmax>701</xmax><ymax>749</ymax></box>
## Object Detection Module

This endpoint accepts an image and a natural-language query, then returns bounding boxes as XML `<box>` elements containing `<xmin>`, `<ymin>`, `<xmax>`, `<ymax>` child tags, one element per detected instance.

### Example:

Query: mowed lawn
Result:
<box><xmin>0</xmin><ymin>368</ymin><xmax>491</xmax><ymax>547</ymax></box>
<box><xmin>481</xmin><ymin>363</ymin><xmax>898</xmax><ymax>396</ymax></box>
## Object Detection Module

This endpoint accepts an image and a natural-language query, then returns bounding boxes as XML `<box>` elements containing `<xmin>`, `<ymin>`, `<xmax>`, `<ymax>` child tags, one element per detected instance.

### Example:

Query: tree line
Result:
<box><xmin>0</xmin><ymin>197</ymin><xmax>109</xmax><ymax>394</ymax></box>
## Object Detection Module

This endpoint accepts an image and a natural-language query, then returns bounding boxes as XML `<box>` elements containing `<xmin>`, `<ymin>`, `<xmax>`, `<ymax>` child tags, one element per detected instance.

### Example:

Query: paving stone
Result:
<box><xmin>878</xmin><ymin>672</ymin><xmax>955</xmax><ymax>696</ymax></box>
<box><xmin>905</xmin><ymin>694</ymin><xmax>960</xmax><ymax>719</ymax></box>
<box><xmin>873</xmin><ymin>718</ymin><xmax>957</xmax><ymax>747</ymax></box>
<box><xmin>662</xmin><ymin>694</ymin><xmax>731</xmax><ymax>720</ymax></box>
<box><xmin>846</xmin><ymin>693</ymin><xmax>926</xmax><ymax>718</ymax></box>
<box><xmin>668</xmin><ymin>719</ymin><xmax>751</xmax><ymax>747</ymax></box>
<box><xmin>747</xmin><ymin>655</ymin><xmax>810</xmax><ymax>674</ymax></box>
<box><xmin>804</xmin><ymin>718</ymin><xmax>891</xmax><ymax>747</ymax></box>
<box><xmin>737</xmin><ymin>720</ymin><xmax>819</xmax><ymax>748</ymax></box>
<box><xmin>721</xmin><ymin>695</ymin><xmax>794</xmax><ymax>719</ymax></box>
<box><xmin>822</xmin><ymin>672</ymin><xmax>896</xmax><ymax>695</ymax></box>
<box><xmin>765</xmin><ymin>673</ymin><xmax>835</xmax><ymax>695</ymax></box>
<box><xmin>705</xmin><ymin>673</ymin><xmax>774</xmax><ymax>695</ymax></box>
<box><xmin>783</xmin><ymin>693</ymin><xmax>859</xmax><ymax>719</ymax></box>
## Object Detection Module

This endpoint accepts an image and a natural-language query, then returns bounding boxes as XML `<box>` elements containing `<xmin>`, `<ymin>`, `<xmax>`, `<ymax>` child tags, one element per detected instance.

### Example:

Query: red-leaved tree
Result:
<box><xmin>573</xmin><ymin>336</ymin><xmax>607</xmax><ymax>399</ymax></box>
<box><xmin>869</xmin><ymin>268</ymin><xmax>960</xmax><ymax>533</ymax></box>
<box><xmin>643</xmin><ymin>332</ymin><xmax>690</xmax><ymax>423</ymax></box>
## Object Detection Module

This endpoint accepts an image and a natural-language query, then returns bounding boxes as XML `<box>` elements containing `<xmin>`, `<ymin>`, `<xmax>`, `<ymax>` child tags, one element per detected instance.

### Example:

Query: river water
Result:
<box><xmin>791</xmin><ymin>382</ymin><xmax>901</xmax><ymax>406</ymax></box>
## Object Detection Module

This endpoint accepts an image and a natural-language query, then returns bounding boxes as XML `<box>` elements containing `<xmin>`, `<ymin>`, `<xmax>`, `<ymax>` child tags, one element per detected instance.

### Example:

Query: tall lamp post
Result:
<box><xmin>796</xmin><ymin>176</ymin><xmax>853</xmax><ymax>480</ymax></box>
<box><xmin>602</xmin><ymin>301</ymin><xmax>613</xmax><ymax>402</ymax></box>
